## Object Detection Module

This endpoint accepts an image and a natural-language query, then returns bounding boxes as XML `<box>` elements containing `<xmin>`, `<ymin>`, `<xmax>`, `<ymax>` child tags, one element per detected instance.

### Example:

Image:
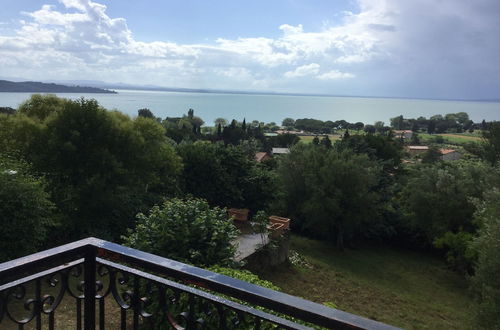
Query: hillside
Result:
<box><xmin>0</xmin><ymin>80</ymin><xmax>116</xmax><ymax>93</ymax></box>
<box><xmin>250</xmin><ymin>235</ymin><xmax>472</xmax><ymax>329</ymax></box>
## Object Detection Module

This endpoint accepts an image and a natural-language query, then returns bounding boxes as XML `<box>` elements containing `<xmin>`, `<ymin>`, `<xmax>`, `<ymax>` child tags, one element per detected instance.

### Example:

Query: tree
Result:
<box><xmin>277</xmin><ymin>144</ymin><xmax>382</xmax><ymax>249</ymax></box>
<box><xmin>176</xmin><ymin>142</ymin><xmax>276</xmax><ymax>211</ymax></box>
<box><xmin>427</xmin><ymin>120</ymin><xmax>436</xmax><ymax>134</ymax></box>
<box><xmin>320</xmin><ymin>136</ymin><xmax>332</xmax><ymax>148</ymax></box>
<box><xmin>338</xmin><ymin>132</ymin><xmax>403</xmax><ymax>168</ymax></box>
<box><xmin>0</xmin><ymin>107</ymin><xmax>16</xmax><ymax>115</ymax></box>
<box><xmin>0</xmin><ymin>155</ymin><xmax>56</xmax><ymax>261</ymax></box>
<box><xmin>353</xmin><ymin>122</ymin><xmax>364</xmax><ymax>131</ymax></box>
<box><xmin>390</xmin><ymin>115</ymin><xmax>404</xmax><ymax>130</ymax></box>
<box><xmin>282</xmin><ymin>118</ymin><xmax>295</xmax><ymax>129</ymax></box>
<box><xmin>471</xmin><ymin>189</ymin><xmax>500</xmax><ymax>328</ymax></box>
<box><xmin>422</xmin><ymin>145</ymin><xmax>442</xmax><ymax>163</ymax></box>
<box><xmin>123</xmin><ymin>198</ymin><xmax>238</xmax><ymax>267</ymax></box>
<box><xmin>364</xmin><ymin>125</ymin><xmax>376</xmax><ymax>134</ymax></box>
<box><xmin>312</xmin><ymin>136</ymin><xmax>320</xmax><ymax>145</ymax></box>
<box><xmin>138</xmin><ymin>108</ymin><xmax>155</xmax><ymax>119</ymax></box>
<box><xmin>214</xmin><ymin>117</ymin><xmax>228</xmax><ymax>127</ymax></box>
<box><xmin>399</xmin><ymin>161</ymin><xmax>500</xmax><ymax>254</ymax></box>
<box><xmin>482</xmin><ymin>121</ymin><xmax>500</xmax><ymax>165</ymax></box>
<box><xmin>5</xmin><ymin>96</ymin><xmax>182</xmax><ymax>241</ymax></box>
<box><xmin>269</xmin><ymin>133</ymin><xmax>300</xmax><ymax>148</ymax></box>
<box><xmin>18</xmin><ymin>94</ymin><xmax>67</xmax><ymax>120</ymax></box>
<box><xmin>374</xmin><ymin>121</ymin><xmax>385</xmax><ymax>133</ymax></box>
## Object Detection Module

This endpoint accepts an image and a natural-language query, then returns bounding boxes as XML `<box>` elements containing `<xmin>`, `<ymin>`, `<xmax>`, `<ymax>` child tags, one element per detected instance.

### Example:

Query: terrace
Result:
<box><xmin>0</xmin><ymin>237</ymin><xmax>398</xmax><ymax>329</ymax></box>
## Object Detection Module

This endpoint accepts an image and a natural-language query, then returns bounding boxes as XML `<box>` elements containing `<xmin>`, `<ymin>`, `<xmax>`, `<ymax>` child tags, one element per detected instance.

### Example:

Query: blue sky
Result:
<box><xmin>1</xmin><ymin>0</ymin><xmax>499</xmax><ymax>99</ymax></box>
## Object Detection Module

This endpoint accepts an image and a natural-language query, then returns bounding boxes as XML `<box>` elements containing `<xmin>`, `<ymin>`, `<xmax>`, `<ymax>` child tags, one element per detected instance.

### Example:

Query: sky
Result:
<box><xmin>0</xmin><ymin>0</ymin><xmax>499</xmax><ymax>99</ymax></box>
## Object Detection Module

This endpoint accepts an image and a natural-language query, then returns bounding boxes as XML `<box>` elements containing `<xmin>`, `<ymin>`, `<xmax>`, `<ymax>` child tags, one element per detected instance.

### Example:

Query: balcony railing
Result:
<box><xmin>0</xmin><ymin>237</ymin><xmax>399</xmax><ymax>329</ymax></box>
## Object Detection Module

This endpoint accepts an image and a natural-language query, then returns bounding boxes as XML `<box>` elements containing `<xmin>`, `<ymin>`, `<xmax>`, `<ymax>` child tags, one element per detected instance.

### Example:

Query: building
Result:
<box><xmin>271</xmin><ymin>147</ymin><xmax>290</xmax><ymax>155</ymax></box>
<box><xmin>407</xmin><ymin>145</ymin><xmax>428</xmax><ymax>155</ymax></box>
<box><xmin>394</xmin><ymin>130</ymin><xmax>413</xmax><ymax>139</ymax></box>
<box><xmin>255</xmin><ymin>151</ymin><xmax>271</xmax><ymax>162</ymax></box>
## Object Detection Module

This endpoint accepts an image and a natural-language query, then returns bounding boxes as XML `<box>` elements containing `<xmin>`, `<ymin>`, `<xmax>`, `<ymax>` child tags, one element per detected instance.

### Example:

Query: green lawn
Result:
<box><xmin>250</xmin><ymin>235</ymin><xmax>473</xmax><ymax>329</ymax></box>
<box><xmin>299</xmin><ymin>134</ymin><xmax>342</xmax><ymax>144</ymax></box>
<box><xmin>418</xmin><ymin>132</ymin><xmax>481</xmax><ymax>145</ymax></box>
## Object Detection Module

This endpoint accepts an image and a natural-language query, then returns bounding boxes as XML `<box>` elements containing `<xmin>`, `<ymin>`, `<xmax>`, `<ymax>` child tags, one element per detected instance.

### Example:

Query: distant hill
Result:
<box><xmin>0</xmin><ymin>80</ymin><xmax>117</xmax><ymax>93</ymax></box>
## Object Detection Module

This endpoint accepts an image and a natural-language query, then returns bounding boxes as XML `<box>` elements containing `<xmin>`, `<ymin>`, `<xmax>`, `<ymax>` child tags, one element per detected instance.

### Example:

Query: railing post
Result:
<box><xmin>84</xmin><ymin>246</ymin><xmax>97</xmax><ymax>330</ymax></box>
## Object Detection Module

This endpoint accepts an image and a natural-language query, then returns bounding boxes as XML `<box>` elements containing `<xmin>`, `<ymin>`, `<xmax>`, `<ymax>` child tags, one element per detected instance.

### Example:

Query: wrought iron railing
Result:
<box><xmin>0</xmin><ymin>238</ymin><xmax>399</xmax><ymax>329</ymax></box>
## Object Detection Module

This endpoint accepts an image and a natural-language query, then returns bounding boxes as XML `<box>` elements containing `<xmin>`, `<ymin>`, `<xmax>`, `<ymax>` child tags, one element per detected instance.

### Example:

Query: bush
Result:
<box><xmin>123</xmin><ymin>198</ymin><xmax>238</xmax><ymax>267</ymax></box>
<box><xmin>0</xmin><ymin>155</ymin><xmax>56</xmax><ymax>261</ymax></box>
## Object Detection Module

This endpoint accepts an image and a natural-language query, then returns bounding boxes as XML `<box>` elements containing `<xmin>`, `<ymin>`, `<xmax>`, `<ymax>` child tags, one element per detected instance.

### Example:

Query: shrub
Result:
<box><xmin>123</xmin><ymin>198</ymin><xmax>238</xmax><ymax>267</ymax></box>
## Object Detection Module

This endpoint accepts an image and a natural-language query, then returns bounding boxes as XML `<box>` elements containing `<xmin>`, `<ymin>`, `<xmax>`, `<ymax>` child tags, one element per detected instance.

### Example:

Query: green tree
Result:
<box><xmin>0</xmin><ymin>155</ymin><xmax>56</xmax><ymax>261</ymax></box>
<box><xmin>482</xmin><ymin>121</ymin><xmax>500</xmax><ymax>165</ymax></box>
<box><xmin>422</xmin><ymin>145</ymin><xmax>442</xmax><ymax>163</ymax></box>
<box><xmin>138</xmin><ymin>108</ymin><xmax>155</xmax><ymax>118</ymax></box>
<box><xmin>278</xmin><ymin>144</ymin><xmax>382</xmax><ymax>249</ymax></box>
<box><xmin>177</xmin><ymin>142</ymin><xmax>276</xmax><ymax>211</ymax></box>
<box><xmin>214</xmin><ymin>117</ymin><xmax>228</xmax><ymax>127</ymax></box>
<box><xmin>320</xmin><ymin>135</ymin><xmax>332</xmax><ymax>148</ymax></box>
<box><xmin>470</xmin><ymin>189</ymin><xmax>500</xmax><ymax>328</ymax></box>
<box><xmin>123</xmin><ymin>198</ymin><xmax>238</xmax><ymax>267</ymax></box>
<box><xmin>282</xmin><ymin>118</ymin><xmax>295</xmax><ymax>129</ymax></box>
<box><xmin>18</xmin><ymin>94</ymin><xmax>67</xmax><ymax>120</ymax></box>
<box><xmin>4</xmin><ymin>96</ymin><xmax>182</xmax><ymax>241</ymax></box>
<box><xmin>400</xmin><ymin>161</ymin><xmax>500</xmax><ymax>262</ymax></box>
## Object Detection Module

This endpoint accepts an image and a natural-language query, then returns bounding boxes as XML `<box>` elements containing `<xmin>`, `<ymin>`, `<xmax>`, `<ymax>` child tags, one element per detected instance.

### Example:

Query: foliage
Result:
<box><xmin>0</xmin><ymin>154</ymin><xmax>56</xmax><ymax>261</ymax></box>
<box><xmin>208</xmin><ymin>266</ymin><xmax>280</xmax><ymax>290</ymax></box>
<box><xmin>281</xmin><ymin>117</ymin><xmax>295</xmax><ymax>128</ymax></box>
<box><xmin>137</xmin><ymin>108</ymin><xmax>155</xmax><ymax>119</ymax></box>
<box><xmin>482</xmin><ymin>121</ymin><xmax>500</xmax><ymax>165</ymax></box>
<box><xmin>2</xmin><ymin>96</ymin><xmax>182</xmax><ymax>241</ymax></box>
<box><xmin>18</xmin><ymin>94</ymin><xmax>67</xmax><ymax>120</ymax></box>
<box><xmin>433</xmin><ymin>231</ymin><xmax>474</xmax><ymax>273</ymax></box>
<box><xmin>470</xmin><ymin>189</ymin><xmax>500</xmax><ymax>329</ymax></box>
<box><xmin>337</xmin><ymin>132</ymin><xmax>403</xmax><ymax>168</ymax></box>
<box><xmin>177</xmin><ymin>142</ymin><xmax>277</xmax><ymax>211</ymax></box>
<box><xmin>277</xmin><ymin>144</ymin><xmax>382</xmax><ymax>249</ymax></box>
<box><xmin>399</xmin><ymin>160</ymin><xmax>500</xmax><ymax>270</ymax></box>
<box><xmin>422</xmin><ymin>145</ymin><xmax>442</xmax><ymax>163</ymax></box>
<box><xmin>123</xmin><ymin>198</ymin><xmax>238</xmax><ymax>267</ymax></box>
<box><xmin>268</xmin><ymin>133</ymin><xmax>300</xmax><ymax>147</ymax></box>
<box><xmin>0</xmin><ymin>106</ymin><xmax>16</xmax><ymax>115</ymax></box>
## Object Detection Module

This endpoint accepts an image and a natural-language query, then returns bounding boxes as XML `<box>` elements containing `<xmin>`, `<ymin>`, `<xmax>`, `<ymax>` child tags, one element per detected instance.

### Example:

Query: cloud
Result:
<box><xmin>284</xmin><ymin>63</ymin><xmax>320</xmax><ymax>78</ymax></box>
<box><xmin>317</xmin><ymin>70</ymin><xmax>355</xmax><ymax>80</ymax></box>
<box><xmin>0</xmin><ymin>0</ymin><xmax>499</xmax><ymax>97</ymax></box>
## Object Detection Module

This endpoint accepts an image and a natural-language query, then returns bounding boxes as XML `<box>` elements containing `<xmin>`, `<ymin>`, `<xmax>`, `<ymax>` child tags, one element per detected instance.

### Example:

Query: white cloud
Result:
<box><xmin>0</xmin><ymin>0</ymin><xmax>499</xmax><ymax>97</ymax></box>
<box><xmin>317</xmin><ymin>70</ymin><xmax>355</xmax><ymax>80</ymax></box>
<box><xmin>284</xmin><ymin>63</ymin><xmax>320</xmax><ymax>78</ymax></box>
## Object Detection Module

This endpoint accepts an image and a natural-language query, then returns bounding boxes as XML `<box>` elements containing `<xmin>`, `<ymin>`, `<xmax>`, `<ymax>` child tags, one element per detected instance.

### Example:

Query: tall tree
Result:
<box><xmin>278</xmin><ymin>144</ymin><xmax>382</xmax><ymax>249</ymax></box>
<box><xmin>482</xmin><ymin>121</ymin><xmax>500</xmax><ymax>165</ymax></box>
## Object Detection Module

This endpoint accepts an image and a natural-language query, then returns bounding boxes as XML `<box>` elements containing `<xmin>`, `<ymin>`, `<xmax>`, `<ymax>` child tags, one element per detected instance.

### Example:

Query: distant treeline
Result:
<box><xmin>0</xmin><ymin>80</ymin><xmax>116</xmax><ymax>93</ymax></box>
<box><xmin>279</xmin><ymin>112</ymin><xmax>488</xmax><ymax>135</ymax></box>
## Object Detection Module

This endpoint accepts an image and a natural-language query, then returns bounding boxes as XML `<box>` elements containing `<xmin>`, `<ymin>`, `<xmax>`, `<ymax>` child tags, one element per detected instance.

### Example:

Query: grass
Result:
<box><xmin>299</xmin><ymin>134</ymin><xmax>343</xmax><ymax>144</ymax></box>
<box><xmin>418</xmin><ymin>132</ymin><xmax>481</xmax><ymax>145</ymax></box>
<box><xmin>250</xmin><ymin>235</ymin><xmax>473</xmax><ymax>329</ymax></box>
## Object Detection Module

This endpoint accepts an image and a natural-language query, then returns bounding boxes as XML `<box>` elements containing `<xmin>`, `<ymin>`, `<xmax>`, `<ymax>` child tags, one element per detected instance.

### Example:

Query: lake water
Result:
<box><xmin>1</xmin><ymin>89</ymin><xmax>499</xmax><ymax>125</ymax></box>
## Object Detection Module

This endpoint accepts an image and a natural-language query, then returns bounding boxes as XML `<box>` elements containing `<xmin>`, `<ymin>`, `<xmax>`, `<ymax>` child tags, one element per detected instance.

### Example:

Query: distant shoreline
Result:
<box><xmin>0</xmin><ymin>80</ymin><xmax>116</xmax><ymax>94</ymax></box>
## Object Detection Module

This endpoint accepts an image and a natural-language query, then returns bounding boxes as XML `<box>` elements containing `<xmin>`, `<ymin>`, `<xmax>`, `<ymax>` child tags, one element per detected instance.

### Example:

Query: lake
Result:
<box><xmin>1</xmin><ymin>89</ymin><xmax>499</xmax><ymax>125</ymax></box>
